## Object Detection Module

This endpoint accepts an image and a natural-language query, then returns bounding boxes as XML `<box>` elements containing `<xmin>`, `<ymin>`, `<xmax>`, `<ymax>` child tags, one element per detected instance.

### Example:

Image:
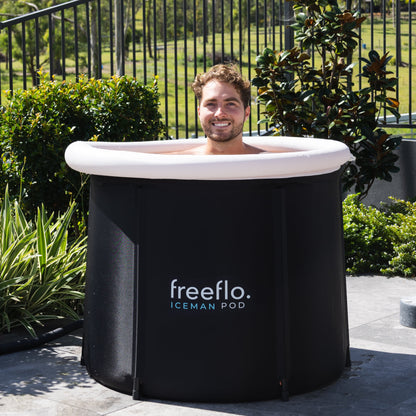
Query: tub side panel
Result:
<box><xmin>135</xmin><ymin>180</ymin><xmax>284</xmax><ymax>402</ymax></box>
<box><xmin>285</xmin><ymin>171</ymin><xmax>349</xmax><ymax>393</ymax></box>
<box><xmin>82</xmin><ymin>176</ymin><xmax>137</xmax><ymax>393</ymax></box>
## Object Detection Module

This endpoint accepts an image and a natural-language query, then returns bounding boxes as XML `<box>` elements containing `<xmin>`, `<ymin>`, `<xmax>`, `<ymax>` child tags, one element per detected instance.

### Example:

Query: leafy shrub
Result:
<box><xmin>0</xmin><ymin>188</ymin><xmax>87</xmax><ymax>336</ymax></box>
<box><xmin>380</xmin><ymin>200</ymin><xmax>416</xmax><ymax>277</ymax></box>
<box><xmin>252</xmin><ymin>0</ymin><xmax>402</xmax><ymax>199</ymax></box>
<box><xmin>343</xmin><ymin>195</ymin><xmax>395</xmax><ymax>274</ymax></box>
<box><xmin>343</xmin><ymin>195</ymin><xmax>416</xmax><ymax>277</ymax></box>
<box><xmin>0</xmin><ymin>74</ymin><xmax>165</xmax><ymax>225</ymax></box>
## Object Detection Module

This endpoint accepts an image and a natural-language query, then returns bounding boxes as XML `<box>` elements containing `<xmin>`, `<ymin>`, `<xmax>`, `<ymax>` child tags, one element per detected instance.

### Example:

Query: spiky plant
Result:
<box><xmin>0</xmin><ymin>188</ymin><xmax>87</xmax><ymax>337</ymax></box>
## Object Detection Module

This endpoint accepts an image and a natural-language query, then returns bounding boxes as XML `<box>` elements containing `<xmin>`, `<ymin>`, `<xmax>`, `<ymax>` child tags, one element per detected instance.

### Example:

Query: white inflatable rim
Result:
<box><xmin>64</xmin><ymin>137</ymin><xmax>353</xmax><ymax>180</ymax></box>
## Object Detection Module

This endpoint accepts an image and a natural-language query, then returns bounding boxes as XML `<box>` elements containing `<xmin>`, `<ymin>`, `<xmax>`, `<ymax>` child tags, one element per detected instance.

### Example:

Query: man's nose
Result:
<box><xmin>214</xmin><ymin>105</ymin><xmax>226</xmax><ymax>117</ymax></box>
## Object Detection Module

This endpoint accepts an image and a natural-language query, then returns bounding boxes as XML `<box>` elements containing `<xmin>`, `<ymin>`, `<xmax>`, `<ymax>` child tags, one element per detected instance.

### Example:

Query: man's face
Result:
<box><xmin>198</xmin><ymin>80</ymin><xmax>250</xmax><ymax>143</ymax></box>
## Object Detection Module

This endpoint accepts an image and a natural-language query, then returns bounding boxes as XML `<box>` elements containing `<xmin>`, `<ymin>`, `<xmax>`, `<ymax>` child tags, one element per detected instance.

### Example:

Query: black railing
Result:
<box><xmin>0</xmin><ymin>0</ymin><xmax>93</xmax><ymax>89</ymax></box>
<box><xmin>0</xmin><ymin>0</ymin><xmax>414</xmax><ymax>138</ymax></box>
<box><xmin>356</xmin><ymin>0</ymin><xmax>415</xmax><ymax>132</ymax></box>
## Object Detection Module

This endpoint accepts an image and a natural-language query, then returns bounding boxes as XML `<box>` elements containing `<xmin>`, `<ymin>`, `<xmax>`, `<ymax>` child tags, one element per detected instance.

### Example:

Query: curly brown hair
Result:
<box><xmin>191</xmin><ymin>64</ymin><xmax>252</xmax><ymax>108</ymax></box>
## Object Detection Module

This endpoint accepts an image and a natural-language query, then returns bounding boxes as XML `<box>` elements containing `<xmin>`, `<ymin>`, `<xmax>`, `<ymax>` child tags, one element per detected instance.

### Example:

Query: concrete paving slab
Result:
<box><xmin>350</xmin><ymin>313</ymin><xmax>416</xmax><ymax>350</ymax></box>
<box><xmin>0</xmin><ymin>275</ymin><xmax>416</xmax><ymax>416</ymax></box>
<box><xmin>346</xmin><ymin>275</ymin><xmax>416</xmax><ymax>328</ymax></box>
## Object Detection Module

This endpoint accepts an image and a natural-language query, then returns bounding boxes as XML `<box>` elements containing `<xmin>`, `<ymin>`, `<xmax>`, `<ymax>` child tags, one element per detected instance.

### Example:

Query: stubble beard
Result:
<box><xmin>202</xmin><ymin>120</ymin><xmax>244</xmax><ymax>143</ymax></box>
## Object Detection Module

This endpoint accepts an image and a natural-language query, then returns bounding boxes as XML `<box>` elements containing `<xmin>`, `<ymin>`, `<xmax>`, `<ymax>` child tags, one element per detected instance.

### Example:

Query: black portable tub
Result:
<box><xmin>65</xmin><ymin>137</ymin><xmax>352</xmax><ymax>402</ymax></box>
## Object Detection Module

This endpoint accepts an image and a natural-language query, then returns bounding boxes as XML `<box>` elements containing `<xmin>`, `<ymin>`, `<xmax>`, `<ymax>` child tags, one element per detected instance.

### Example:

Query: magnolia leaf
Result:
<box><xmin>386</xmin><ymin>97</ymin><xmax>400</xmax><ymax>108</ymax></box>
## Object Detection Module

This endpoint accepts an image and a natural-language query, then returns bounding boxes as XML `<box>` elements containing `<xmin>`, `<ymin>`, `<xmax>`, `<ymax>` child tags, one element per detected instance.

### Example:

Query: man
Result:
<box><xmin>175</xmin><ymin>64</ymin><xmax>264</xmax><ymax>155</ymax></box>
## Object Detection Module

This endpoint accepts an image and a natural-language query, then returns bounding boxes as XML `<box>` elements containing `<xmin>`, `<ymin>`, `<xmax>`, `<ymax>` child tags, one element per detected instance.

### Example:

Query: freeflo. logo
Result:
<box><xmin>170</xmin><ymin>278</ymin><xmax>251</xmax><ymax>311</ymax></box>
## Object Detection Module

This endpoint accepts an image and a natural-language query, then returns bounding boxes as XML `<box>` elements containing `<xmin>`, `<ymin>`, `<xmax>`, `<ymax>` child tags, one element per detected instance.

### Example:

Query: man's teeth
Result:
<box><xmin>213</xmin><ymin>122</ymin><xmax>229</xmax><ymax>126</ymax></box>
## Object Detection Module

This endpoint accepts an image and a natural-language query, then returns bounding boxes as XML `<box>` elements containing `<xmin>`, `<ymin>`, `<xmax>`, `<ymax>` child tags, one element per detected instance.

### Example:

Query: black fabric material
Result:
<box><xmin>83</xmin><ymin>173</ymin><xmax>349</xmax><ymax>402</ymax></box>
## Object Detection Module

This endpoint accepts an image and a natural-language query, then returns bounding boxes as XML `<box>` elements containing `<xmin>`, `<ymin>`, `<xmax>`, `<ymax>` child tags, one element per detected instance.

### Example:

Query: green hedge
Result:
<box><xmin>343</xmin><ymin>195</ymin><xmax>416</xmax><ymax>277</ymax></box>
<box><xmin>0</xmin><ymin>75</ymin><xmax>165</xmax><ymax>226</ymax></box>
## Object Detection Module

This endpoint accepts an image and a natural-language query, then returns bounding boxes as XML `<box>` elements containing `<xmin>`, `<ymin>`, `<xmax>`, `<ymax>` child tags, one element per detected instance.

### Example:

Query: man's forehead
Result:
<box><xmin>201</xmin><ymin>80</ymin><xmax>242</xmax><ymax>102</ymax></box>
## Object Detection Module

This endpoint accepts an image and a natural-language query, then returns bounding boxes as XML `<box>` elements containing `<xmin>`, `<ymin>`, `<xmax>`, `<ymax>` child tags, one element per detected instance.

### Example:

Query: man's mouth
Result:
<box><xmin>212</xmin><ymin>121</ymin><xmax>231</xmax><ymax>127</ymax></box>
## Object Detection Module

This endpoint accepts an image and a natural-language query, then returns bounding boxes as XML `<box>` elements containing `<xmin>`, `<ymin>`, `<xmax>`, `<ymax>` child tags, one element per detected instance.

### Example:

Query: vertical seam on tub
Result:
<box><xmin>338</xmin><ymin>169</ymin><xmax>351</xmax><ymax>368</ymax></box>
<box><xmin>132</xmin><ymin>183</ymin><xmax>142</xmax><ymax>400</ymax></box>
<box><xmin>273</xmin><ymin>186</ymin><xmax>291</xmax><ymax>401</ymax></box>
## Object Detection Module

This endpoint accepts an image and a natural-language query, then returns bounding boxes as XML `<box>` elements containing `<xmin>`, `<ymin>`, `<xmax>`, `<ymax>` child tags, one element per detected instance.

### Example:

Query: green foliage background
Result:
<box><xmin>252</xmin><ymin>0</ymin><xmax>403</xmax><ymax>199</ymax></box>
<box><xmin>1</xmin><ymin>189</ymin><xmax>87</xmax><ymax>336</ymax></box>
<box><xmin>344</xmin><ymin>194</ymin><xmax>416</xmax><ymax>277</ymax></box>
<box><xmin>0</xmin><ymin>75</ymin><xmax>165</xmax><ymax>226</ymax></box>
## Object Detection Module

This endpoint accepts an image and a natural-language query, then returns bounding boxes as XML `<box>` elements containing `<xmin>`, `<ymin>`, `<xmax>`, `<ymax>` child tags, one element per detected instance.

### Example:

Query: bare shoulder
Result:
<box><xmin>243</xmin><ymin>144</ymin><xmax>266</xmax><ymax>154</ymax></box>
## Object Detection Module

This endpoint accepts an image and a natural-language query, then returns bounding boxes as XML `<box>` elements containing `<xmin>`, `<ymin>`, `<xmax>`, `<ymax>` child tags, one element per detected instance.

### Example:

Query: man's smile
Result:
<box><xmin>212</xmin><ymin>121</ymin><xmax>231</xmax><ymax>127</ymax></box>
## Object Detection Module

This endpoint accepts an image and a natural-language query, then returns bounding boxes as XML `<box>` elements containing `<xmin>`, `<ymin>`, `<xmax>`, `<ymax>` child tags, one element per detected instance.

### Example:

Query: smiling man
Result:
<box><xmin>186</xmin><ymin>64</ymin><xmax>264</xmax><ymax>155</ymax></box>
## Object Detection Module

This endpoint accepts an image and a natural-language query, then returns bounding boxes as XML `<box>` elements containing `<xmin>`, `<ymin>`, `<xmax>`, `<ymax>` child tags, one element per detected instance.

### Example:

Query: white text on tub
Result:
<box><xmin>170</xmin><ymin>278</ymin><xmax>251</xmax><ymax>311</ymax></box>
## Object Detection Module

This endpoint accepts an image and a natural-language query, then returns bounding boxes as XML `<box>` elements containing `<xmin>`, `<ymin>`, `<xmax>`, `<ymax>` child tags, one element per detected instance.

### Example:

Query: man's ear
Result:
<box><xmin>244</xmin><ymin>106</ymin><xmax>250</xmax><ymax>122</ymax></box>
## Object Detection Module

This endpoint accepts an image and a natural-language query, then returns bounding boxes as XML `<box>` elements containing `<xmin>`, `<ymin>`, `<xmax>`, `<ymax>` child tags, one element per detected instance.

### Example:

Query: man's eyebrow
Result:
<box><xmin>202</xmin><ymin>96</ymin><xmax>241</xmax><ymax>104</ymax></box>
<box><xmin>208</xmin><ymin>97</ymin><xmax>241</xmax><ymax>103</ymax></box>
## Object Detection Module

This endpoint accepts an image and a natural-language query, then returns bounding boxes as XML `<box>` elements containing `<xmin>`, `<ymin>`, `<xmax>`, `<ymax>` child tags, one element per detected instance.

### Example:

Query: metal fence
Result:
<box><xmin>0</xmin><ymin>0</ymin><xmax>415</xmax><ymax>138</ymax></box>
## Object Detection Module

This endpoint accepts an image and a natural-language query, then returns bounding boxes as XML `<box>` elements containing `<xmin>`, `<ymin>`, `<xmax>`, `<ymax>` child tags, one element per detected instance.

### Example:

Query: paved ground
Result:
<box><xmin>1</xmin><ymin>275</ymin><xmax>416</xmax><ymax>416</ymax></box>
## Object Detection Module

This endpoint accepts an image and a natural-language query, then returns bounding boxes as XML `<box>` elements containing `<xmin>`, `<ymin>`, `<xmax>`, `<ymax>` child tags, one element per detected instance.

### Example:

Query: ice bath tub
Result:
<box><xmin>65</xmin><ymin>137</ymin><xmax>352</xmax><ymax>402</ymax></box>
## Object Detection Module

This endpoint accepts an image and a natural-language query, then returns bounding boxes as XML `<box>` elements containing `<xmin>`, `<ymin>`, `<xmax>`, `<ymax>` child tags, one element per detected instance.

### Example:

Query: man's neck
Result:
<box><xmin>204</xmin><ymin>137</ymin><xmax>263</xmax><ymax>155</ymax></box>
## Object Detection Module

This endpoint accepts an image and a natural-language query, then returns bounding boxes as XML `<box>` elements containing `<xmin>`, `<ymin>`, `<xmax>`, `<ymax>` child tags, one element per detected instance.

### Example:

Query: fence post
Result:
<box><xmin>90</xmin><ymin>1</ymin><xmax>100</xmax><ymax>78</ymax></box>
<box><xmin>284</xmin><ymin>0</ymin><xmax>294</xmax><ymax>51</ymax></box>
<box><xmin>115</xmin><ymin>0</ymin><xmax>125</xmax><ymax>75</ymax></box>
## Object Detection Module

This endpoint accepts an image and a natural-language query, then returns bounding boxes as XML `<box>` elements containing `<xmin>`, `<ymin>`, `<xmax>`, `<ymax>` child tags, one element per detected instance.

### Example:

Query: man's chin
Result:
<box><xmin>208</xmin><ymin>135</ymin><xmax>235</xmax><ymax>143</ymax></box>
<box><xmin>204</xmin><ymin>129</ymin><xmax>243</xmax><ymax>143</ymax></box>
